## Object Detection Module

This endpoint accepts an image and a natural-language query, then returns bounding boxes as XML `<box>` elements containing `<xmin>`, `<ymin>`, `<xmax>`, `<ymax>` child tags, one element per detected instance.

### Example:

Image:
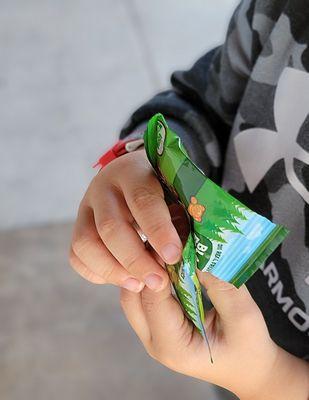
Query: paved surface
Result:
<box><xmin>0</xmin><ymin>223</ymin><xmax>237</xmax><ymax>399</ymax></box>
<box><xmin>0</xmin><ymin>0</ymin><xmax>238</xmax><ymax>230</ymax></box>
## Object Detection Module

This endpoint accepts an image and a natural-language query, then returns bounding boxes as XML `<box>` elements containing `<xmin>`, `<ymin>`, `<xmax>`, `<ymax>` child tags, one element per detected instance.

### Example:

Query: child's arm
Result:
<box><xmin>120</xmin><ymin>1</ymin><xmax>275</xmax><ymax>182</ymax></box>
<box><xmin>120</xmin><ymin>272</ymin><xmax>309</xmax><ymax>399</ymax></box>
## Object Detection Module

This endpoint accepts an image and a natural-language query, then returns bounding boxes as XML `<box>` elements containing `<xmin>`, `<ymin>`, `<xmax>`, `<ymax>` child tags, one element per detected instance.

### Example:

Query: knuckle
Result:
<box><xmin>206</xmin><ymin>277</ymin><xmax>236</xmax><ymax>295</ymax></box>
<box><xmin>122</xmin><ymin>254</ymin><xmax>139</xmax><ymax>273</ymax></box>
<box><xmin>81</xmin><ymin>268</ymin><xmax>97</xmax><ymax>283</ymax></box>
<box><xmin>83</xmin><ymin>269</ymin><xmax>106</xmax><ymax>285</ymax></box>
<box><xmin>69</xmin><ymin>251</ymin><xmax>106</xmax><ymax>285</ymax></box>
<box><xmin>99</xmin><ymin>262</ymin><xmax>115</xmax><ymax>283</ymax></box>
<box><xmin>120</xmin><ymin>289</ymin><xmax>131</xmax><ymax>308</ymax></box>
<box><xmin>141</xmin><ymin>292</ymin><xmax>156</xmax><ymax>314</ymax></box>
<box><xmin>213</xmin><ymin>278</ymin><xmax>235</xmax><ymax>292</ymax></box>
<box><xmin>72</xmin><ymin>235</ymin><xmax>91</xmax><ymax>256</ymax></box>
<box><xmin>91</xmin><ymin>168</ymin><xmax>108</xmax><ymax>186</ymax></box>
<box><xmin>97</xmin><ymin>217</ymin><xmax>120</xmax><ymax>240</ymax></box>
<box><xmin>146</xmin><ymin>218</ymin><xmax>168</xmax><ymax>238</ymax></box>
<box><xmin>131</xmin><ymin>186</ymin><xmax>160</xmax><ymax>210</ymax></box>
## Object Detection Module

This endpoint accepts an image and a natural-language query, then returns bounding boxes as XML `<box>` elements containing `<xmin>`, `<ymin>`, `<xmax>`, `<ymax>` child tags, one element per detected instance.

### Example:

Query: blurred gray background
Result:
<box><xmin>0</xmin><ymin>1</ymin><xmax>238</xmax><ymax>399</ymax></box>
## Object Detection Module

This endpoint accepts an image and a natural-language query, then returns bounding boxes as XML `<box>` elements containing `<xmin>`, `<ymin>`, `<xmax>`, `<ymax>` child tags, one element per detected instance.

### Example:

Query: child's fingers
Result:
<box><xmin>120</xmin><ymin>288</ymin><xmax>151</xmax><ymax>346</ymax></box>
<box><xmin>197</xmin><ymin>271</ymin><xmax>259</xmax><ymax>331</ymax></box>
<box><xmin>69</xmin><ymin>248</ymin><xmax>106</xmax><ymax>284</ymax></box>
<box><xmin>140</xmin><ymin>250</ymin><xmax>192</xmax><ymax>345</ymax></box>
<box><xmin>91</xmin><ymin>187</ymin><xmax>169</xmax><ymax>292</ymax></box>
<box><xmin>140</xmin><ymin>284</ymin><xmax>195</xmax><ymax>349</ymax></box>
<box><xmin>122</xmin><ymin>171</ymin><xmax>183</xmax><ymax>266</ymax></box>
<box><xmin>71</xmin><ymin>205</ymin><xmax>143</xmax><ymax>291</ymax></box>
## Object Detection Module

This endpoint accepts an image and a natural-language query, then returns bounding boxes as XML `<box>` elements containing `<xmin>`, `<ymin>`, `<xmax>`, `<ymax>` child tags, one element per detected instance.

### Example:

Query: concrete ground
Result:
<box><xmin>0</xmin><ymin>1</ymin><xmax>240</xmax><ymax>398</ymax></box>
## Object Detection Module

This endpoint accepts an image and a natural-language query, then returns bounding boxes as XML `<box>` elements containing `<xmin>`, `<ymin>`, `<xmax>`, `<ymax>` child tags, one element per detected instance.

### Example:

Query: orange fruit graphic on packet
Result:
<box><xmin>187</xmin><ymin>196</ymin><xmax>206</xmax><ymax>222</ymax></box>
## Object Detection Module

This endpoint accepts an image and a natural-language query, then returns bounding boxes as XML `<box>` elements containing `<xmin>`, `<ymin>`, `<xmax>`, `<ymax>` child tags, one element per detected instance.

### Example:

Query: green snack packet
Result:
<box><xmin>143</xmin><ymin>113</ymin><xmax>289</xmax><ymax>359</ymax></box>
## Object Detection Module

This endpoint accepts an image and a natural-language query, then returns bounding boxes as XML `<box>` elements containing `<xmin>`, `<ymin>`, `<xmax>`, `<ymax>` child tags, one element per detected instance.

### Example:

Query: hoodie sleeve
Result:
<box><xmin>120</xmin><ymin>0</ymin><xmax>259</xmax><ymax>183</ymax></box>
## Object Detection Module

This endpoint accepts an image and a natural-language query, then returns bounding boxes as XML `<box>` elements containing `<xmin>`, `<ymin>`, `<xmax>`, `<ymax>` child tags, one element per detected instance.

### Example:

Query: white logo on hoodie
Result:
<box><xmin>234</xmin><ymin>67</ymin><xmax>309</xmax><ymax>204</ymax></box>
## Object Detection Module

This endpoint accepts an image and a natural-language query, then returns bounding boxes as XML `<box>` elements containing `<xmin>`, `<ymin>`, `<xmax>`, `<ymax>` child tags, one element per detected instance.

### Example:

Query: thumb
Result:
<box><xmin>197</xmin><ymin>271</ymin><xmax>258</xmax><ymax>328</ymax></box>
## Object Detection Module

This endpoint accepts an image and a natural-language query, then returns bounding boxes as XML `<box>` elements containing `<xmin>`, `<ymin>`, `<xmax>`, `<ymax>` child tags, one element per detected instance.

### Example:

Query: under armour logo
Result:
<box><xmin>234</xmin><ymin>67</ymin><xmax>309</xmax><ymax>204</ymax></box>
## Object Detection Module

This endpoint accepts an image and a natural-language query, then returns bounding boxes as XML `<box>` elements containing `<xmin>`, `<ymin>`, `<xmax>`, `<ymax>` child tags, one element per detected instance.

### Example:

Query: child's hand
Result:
<box><xmin>69</xmin><ymin>149</ymin><xmax>182</xmax><ymax>292</ymax></box>
<box><xmin>120</xmin><ymin>272</ymin><xmax>308</xmax><ymax>399</ymax></box>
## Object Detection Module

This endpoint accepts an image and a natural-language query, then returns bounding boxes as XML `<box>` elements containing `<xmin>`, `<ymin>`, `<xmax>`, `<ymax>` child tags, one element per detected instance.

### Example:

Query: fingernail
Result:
<box><xmin>144</xmin><ymin>273</ymin><xmax>164</xmax><ymax>291</ymax></box>
<box><xmin>122</xmin><ymin>278</ymin><xmax>144</xmax><ymax>292</ymax></box>
<box><xmin>161</xmin><ymin>243</ymin><xmax>181</xmax><ymax>264</ymax></box>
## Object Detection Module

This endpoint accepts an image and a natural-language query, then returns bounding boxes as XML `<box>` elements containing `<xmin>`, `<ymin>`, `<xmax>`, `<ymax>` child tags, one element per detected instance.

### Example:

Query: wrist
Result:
<box><xmin>241</xmin><ymin>346</ymin><xmax>309</xmax><ymax>400</ymax></box>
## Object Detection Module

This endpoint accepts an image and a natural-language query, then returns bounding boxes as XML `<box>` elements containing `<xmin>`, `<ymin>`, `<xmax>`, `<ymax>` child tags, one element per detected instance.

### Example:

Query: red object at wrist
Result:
<box><xmin>93</xmin><ymin>138</ymin><xmax>144</xmax><ymax>169</ymax></box>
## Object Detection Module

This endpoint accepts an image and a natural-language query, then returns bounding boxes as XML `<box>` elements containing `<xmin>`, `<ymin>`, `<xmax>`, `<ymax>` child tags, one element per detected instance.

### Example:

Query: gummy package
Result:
<box><xmin>143</xmin><ymin>113</ymin><xmax>289</xmax><ymax>359</ymax></box>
